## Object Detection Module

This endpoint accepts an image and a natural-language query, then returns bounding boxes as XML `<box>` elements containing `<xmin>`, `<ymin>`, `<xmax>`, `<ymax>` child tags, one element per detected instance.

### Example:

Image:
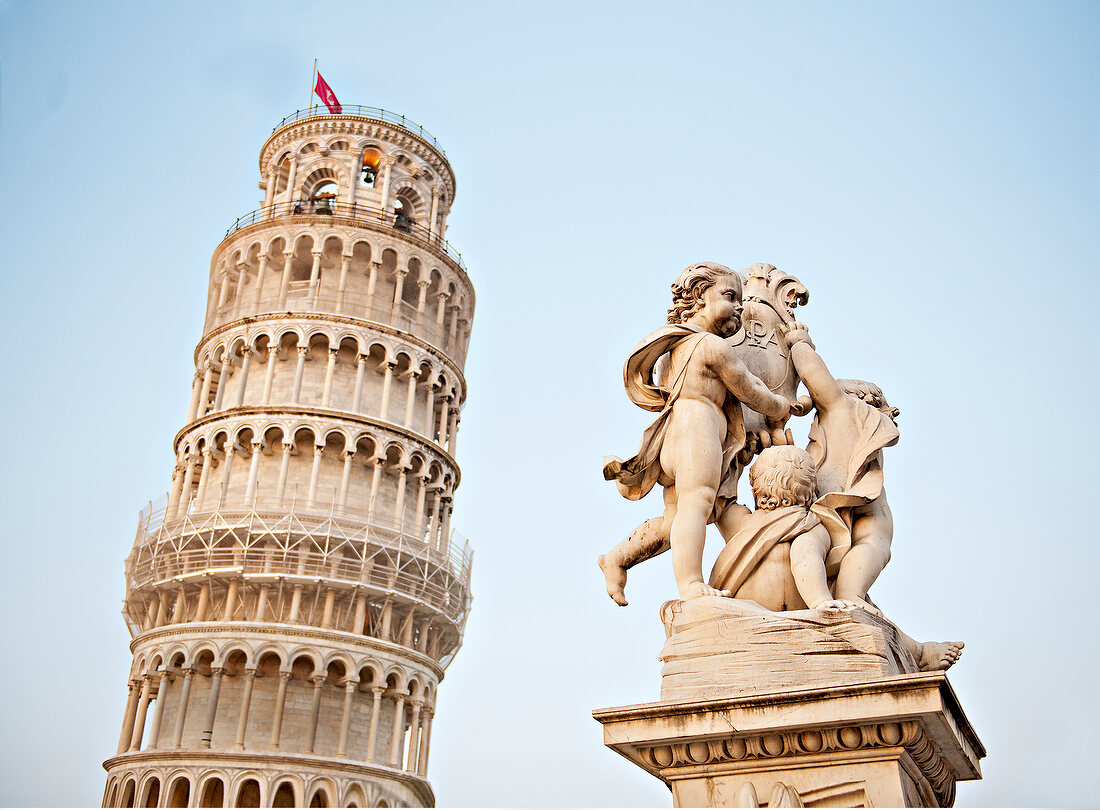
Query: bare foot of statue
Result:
<box><xmin>811</xmin><ymin>598</ymin><xmax>860</xmax><ymax>611</ymax></box>
<box><xmin>598</xmin><ymin>554</ymin><xmax>629</xmax><ymax>606</ymax></box>
<box><xmin>918</xmin><ymin>641</ymin><xmax>965</xmax><ymax>671</ymax></box>
<box><xmin>682</xmin><ymin>580</ymin><xmax>731</xmax><ymax>600</ymax></box>
<box><xmin>851</xmin><ymin>596</ymin><xmax>883</xmax><ymax>616</ymax></box>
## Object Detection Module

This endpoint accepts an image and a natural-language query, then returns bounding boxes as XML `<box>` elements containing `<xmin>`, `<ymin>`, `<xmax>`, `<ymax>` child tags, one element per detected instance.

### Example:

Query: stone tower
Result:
<box><xmin>103</xmin><ymin>105</ymin><xmax>475</xmax><ymax>808</ymax></box>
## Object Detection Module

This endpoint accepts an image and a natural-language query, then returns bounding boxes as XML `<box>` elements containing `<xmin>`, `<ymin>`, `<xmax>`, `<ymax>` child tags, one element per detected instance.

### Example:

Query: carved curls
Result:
<box><xmin>750</xmin><ymin>446</ymin><xmax>817</xmax><ymax>510</ymax></box>
<box><xmin>667</xmin><ymin>262</ymin><xmax>740</xmax><ymax>324</ymax></box>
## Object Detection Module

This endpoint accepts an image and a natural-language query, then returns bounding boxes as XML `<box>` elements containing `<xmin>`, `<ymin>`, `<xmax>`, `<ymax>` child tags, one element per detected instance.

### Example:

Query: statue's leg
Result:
<box><xmin>661</xmin><ymin>419</ymin><xmax>731</xmax><ymax>601</ymax></box>
<box><xmin>599</xmin><ymin>517</ymin><xmax>670</xmax><ymax>606</ymax></box>
<box><xmin>598</xmin><ymin>490</ymin><xmax>675</xmax><ymax>606</ymax></box>
<box><xmin>833</xmin><ymin>494</ymin><xmax>893</xmax><ymax>603</ymax></box>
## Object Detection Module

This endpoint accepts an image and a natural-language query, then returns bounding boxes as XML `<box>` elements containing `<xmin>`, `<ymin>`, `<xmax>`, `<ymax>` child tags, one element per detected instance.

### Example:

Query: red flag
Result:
<box><xmin>314</xmin><ymin>72</ymin><xmax>342</xmax><ymax>114</ymax></box>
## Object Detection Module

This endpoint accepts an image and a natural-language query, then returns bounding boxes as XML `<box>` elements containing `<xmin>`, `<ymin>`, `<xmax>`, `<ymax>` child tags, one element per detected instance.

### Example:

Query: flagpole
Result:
<box><xmin>309</xmin><ymin>59</ymin><xmax>317</xmax><ymax>114</ymax></box>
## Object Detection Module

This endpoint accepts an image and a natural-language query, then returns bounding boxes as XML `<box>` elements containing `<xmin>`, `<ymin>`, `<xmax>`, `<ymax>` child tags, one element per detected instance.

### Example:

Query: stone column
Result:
<box><xmin>378</xmin><ymin>361</ymin><xmax>395</xmax><ymax>421</ymax></box>
<box><xmin>268</xmin><ymin>671</ymin><xmax>291</xmax><ymax>751</ymax></box>
<box><xmin>424</xmin><ymin>383</ymin><xmax>438</xmax><ymax>438</ymax></box>
<box><xmin>221</xmin><ymin>579</ymin><xmax>239</xmax><ymax>620</ymax></box>
<box><xmin>377</xmin><ymin>156</ymin><xmax>394</xmax><ymax>216</ymax></box>
<box><xmin>352</xmin><ymin>354</ymin><xmax>367</xmax><ymax>412</ymax></box>
<box><xmin>308</xmin><ymin>249</ymin><xmax>323</xmax><ymax>307</ymax></box>
<box><xmin>117</xmin><ymin>679</ymin><xmax>142</xmax><ymax>755</ymax></box>
<box><xmin>438</xmin><ymin>395</ymin><xmax>452</xmax><ymax>445</ymax></box>
<box><xmin>166</xmin><ymin>464</ymin><xmax>184</xmax><ymax>517</ymax></box>
<box><xmin>338</xmin><ymin>450</ymin><xmax>355</xmax><ymax>510</ymax></box>
<box><xmin>186</xmin><ymin>370</ymin><xmax>203</xmax><ymax>424</ymax></box>
<box><xmin>393</xmin><ymin>466</ymin><xmax>408</xmax><ymax>529</ymax></box>
<box><xmin>353</xmin><ymin>592</ymin><xmax>368</xmax><ymax>634</ymax></box>
<box><xmin>234</xmin><ymin>346</ymin><xmax>253</xmax><ymax>408</ymax></box>
<box><xmin>176</xmin><ymin>454</ymin><xmax>198</xmax><ymax>518</ymax></box>
<box><xmin>447</xmin><ymin>407</ymin><xmax>460</xmax><ymax>455</ymax></box>
<box><xmin>337</xmin><ymin>253</ymin><xmax>352</xmax><ymax>310</ymax></box>
<box><xmin>321</xmin><ymin>347</ymin><xmax>338</xmax><ymax>406</ymax></box>
<box><xmin>147</xmin><ymin>669</ymin><xmax>171</xmax><ymax>749</ymax></box>
<box><xmin>252</xmin><ymin>254</ymin><xmax>269</xmax><ymax>311</ymax></box>
<box><xmin>233</xmin><ymin>668</ymin><xmax>257</xmax><ymax>750</ymax></box>
<box><xmin>414</xmin><ymin>474</ymin><xmax>429</xmax><ymax>535</ymax></box>
<box><xmin>264</xmin><ymin>170</ymin><xmax>276</xmax><ymax>210</ymax></box>
<box><xmin>403</xmin><ymin>369</ymin><xmax>419</xmax><ymax>428</ymax></box>
<box><xmin>171</xmin><ymin>669</ymin><xmax>195</xmax><ymax>748</ymax></box>
<box><xmin>194</xmin><ymin>584</ymin><xmax>210</xmax><ymax>622</ymax></box>
<box><xmin>434</xmin><ymin>291</ymin><xmax>449</xmax><ymax>328</ymax></box>
<box><xmin>405</xmin><ymin>700</ymin><xmax>423</xmax><ymax>772</ymax></box>
<box><xmin>232</xmin><ymin>261</ymin><xmax>249</xmax><ymax>317</ymax></box>
<box><xmin>429</xmin><ymin>184</ymin><xmax>442</xmax><ymax>238</ymax></box>
<box><xmin>427</xmin><ymin>489</ymin><xmax>442</xmax><ymax>549</ymax></box>
<box><xmin>447</xmin><ymin>304</ymin><xmax>460</xmax><ymax>348</ymax></box>
<box><xmin>243</xmin><ymin>441</ymin><xmax>263</xmax><ymax>503</ymax></box>
<box><xmin>367</xmin><ymin>260</ymin><xmax>380</xmax><ymax>300</ymax></box>
<box><xmin>200</xmin><ymin>667</ymin><xmax>224</xmax><ymax>747</ymax></box>
<box><xmin>128</xmin><ymin>675</ymin><xmax>154</xmax><ymax>751</ymax></box>
<box><xmin>389</xmin><ymin>692</ymin><xmax>407</xmax><ymax>767</ymax></box>
<box><xmin>255</xmin><ymin>583</ymin><xmax>271</xmax><ymax>622</ymax></box>
<box><xmin>391</xmin><ymin>268</ymin><xmax>408</xmax><ymax>318</ymax></box>
<box><xmin>218</xmin><ymin>444</ymin><xmax>236</xmax><ymax>506</ymax></box>
<box><xmin>440</xmin><ymin>499</ymin><xmax>454</xmax><ymax>550</ymax></box>
<box><xmin>195</xmin><ymin>360</ymin><xmax>214</xmax><ymax>419</ymax></box>
<box><xmin>211</xmin><ymin>355</ymin><xmax>230</xmax><ymax>412</ymax></box>
<box><xmin>262</xmin><ymin>345</ymin><xmax>279</xmax><ymax>404</ymax></box>
<box><xmin>415</xmin><ymin>279</ymin><xmax>430</xmax><ymax>324</ymax></box>
<box><xmin>216</xmin><ymin>266</ymin><xmax>232</xmax><ymax>310</ymax></box>
<box><xmin>276</xmin><ymin>442</ymin><xmax>293</xmax><ymax>504</ymax></box>
<box><xmin>307</xmin><ymin>445</ymin><xmax>324</xmax><ymax>506</ymax></box>
<box><xmin>365</xmin><ymin>686</ymin><xmax>384</xmax><ymax>762</ymax></box>
<box><xmin>304</xmin><ymin>676</ymin><xmax>325</xmax><ymax>754</ymax></box>
<box><xmin>417</xmin><ymin>708</ymin><xmax>434</xmax><ymax>776</ymax></box>
<box><xmin>337</xmin><ymin>679</ymin><xmax>358</xmax><ymax>758</ymax></box>
<box><xmin>367</xmin><ymin>458</ymin><xmax>383</xmax><ymax>520</ymax></box>
<box><xmin>291</xmin><ymin>346</ymin><xmax>308</xmax><ymax>403</ymax></box>
<box><xmin>277</xmin><ymin>250</ymin><xmax>294</xmax><ymax>309</ymax></box>
<box><xmin>285</xmin><ymin>156</ymin><xmax>298</xmax><ymax>205</ymax></box>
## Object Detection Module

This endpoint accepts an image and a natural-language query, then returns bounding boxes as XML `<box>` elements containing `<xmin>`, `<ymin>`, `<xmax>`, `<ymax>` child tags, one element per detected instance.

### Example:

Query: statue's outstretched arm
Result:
<box><xmin>789</xmin><ymin>339</ymin><xmax>846</xmax><ymax>413</ymax></box>
<box><xmin>710</xmin><ymin>338</ymin><xmax>790</xmax><ymax>419</ymax></box>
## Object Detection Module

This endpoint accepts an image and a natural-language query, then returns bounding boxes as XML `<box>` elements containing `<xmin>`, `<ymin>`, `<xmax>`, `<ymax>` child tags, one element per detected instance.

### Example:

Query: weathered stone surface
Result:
<box><xmin>594</xmin><ymin>671</ymin><xmax>985</xmax><ymax>808</ymax></box>
<box><xmin>659</xmin><ymin>597</ymin><xmax>919</xmax><ymax>702</ymax></box>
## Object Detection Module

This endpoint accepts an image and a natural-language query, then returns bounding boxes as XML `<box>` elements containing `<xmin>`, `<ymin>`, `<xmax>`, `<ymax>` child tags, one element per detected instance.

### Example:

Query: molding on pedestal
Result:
<box><xmin>594</xmin><ymin>672</ymin><xmax>984</xmax><ymax>808</ymax></box>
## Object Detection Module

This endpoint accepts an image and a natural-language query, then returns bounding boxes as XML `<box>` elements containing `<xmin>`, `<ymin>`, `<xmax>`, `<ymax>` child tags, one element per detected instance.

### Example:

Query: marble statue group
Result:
<box><xmin>601</xmin><ymin>262</ymin><xmax>962</xmax><ymax>672</ymax></box>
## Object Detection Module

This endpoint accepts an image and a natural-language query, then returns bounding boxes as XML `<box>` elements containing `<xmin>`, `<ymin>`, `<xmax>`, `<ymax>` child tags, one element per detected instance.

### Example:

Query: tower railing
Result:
<box><xmin>272</xmin><ymin>105</ymin><xmax>447</xmax><ymax>156</ymax></box>
<box><xmin>127</xmin><ymin>500</ymin><xmax>473</xmax><ymax>627</ymax></box>
<box><xmin>223</xmin><ymin>201</ymin><xmax>467</xmax><ymax>273</ymax></box>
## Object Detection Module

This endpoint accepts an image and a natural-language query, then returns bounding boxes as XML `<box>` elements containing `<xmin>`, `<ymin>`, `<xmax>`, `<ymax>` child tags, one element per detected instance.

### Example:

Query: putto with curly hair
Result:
<box><xmin>749</xmin><ymin>446</ymin><xmax>818</xmax><ymax>511</ymax></box>
<box><xmin>667</xmin><ymin>262</ymin><xmax>742</xmax><ymax>324</ymax></box>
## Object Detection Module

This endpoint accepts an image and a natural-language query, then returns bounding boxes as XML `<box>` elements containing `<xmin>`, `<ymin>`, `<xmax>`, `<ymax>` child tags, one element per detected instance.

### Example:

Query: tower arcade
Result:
<box><xmin>103</xmin><ymin>105</ymin><xmax>475</xmax><ymax>808</ymax></box>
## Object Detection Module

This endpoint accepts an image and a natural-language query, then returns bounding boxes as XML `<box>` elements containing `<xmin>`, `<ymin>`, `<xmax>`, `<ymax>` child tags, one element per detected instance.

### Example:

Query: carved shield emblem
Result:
<box><xmin>727</xmin><ymin>263</ymin><xmax>809</xmax><ymax>438</ymax></box>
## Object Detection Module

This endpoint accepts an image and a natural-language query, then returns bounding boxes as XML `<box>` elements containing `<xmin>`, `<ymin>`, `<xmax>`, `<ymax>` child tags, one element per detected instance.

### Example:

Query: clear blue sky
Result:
<box><xmin>1</xmin><ymin>1</ymin><xmax>1098</xmax><ymax>806</ymax></box>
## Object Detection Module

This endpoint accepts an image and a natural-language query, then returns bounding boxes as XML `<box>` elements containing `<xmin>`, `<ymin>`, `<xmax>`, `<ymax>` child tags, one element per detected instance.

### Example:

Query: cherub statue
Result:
<box><xmin>602</xmin><ymin>262</ymin><xmax>793</xmax><ymax>601</ymax></box>
<box><xmin>783</xmin><ymin>321</ymin><xmax>900</xmax><ymax>608</ymax></box>
<box><xmin>711</xmin><ymin>445</ymin><xmax>964</xmax><ymax>671</ymax></box>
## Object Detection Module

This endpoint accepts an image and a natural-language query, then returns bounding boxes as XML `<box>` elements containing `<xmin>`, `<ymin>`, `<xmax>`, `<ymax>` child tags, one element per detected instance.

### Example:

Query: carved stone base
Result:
<box><xmin>594</xmin><ymin>600</ymin><xmax>983</xmax><ymax>807</ymax></box>
<box><xmin>594</xmin><ymin>672</ymin><xmax>983</xmax><ymax>807</ymax></box>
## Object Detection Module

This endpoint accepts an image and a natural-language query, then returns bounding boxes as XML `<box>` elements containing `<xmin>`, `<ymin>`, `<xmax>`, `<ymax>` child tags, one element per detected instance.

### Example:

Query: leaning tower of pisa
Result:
<box><xmin>102</xmin><ymin>105</ymin><xmax>475</xmax><ymax>809</ymax></box>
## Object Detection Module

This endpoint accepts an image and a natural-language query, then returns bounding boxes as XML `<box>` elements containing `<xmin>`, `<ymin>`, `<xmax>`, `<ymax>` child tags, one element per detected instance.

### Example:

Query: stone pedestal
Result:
<box><xmin>594</xmin><ymin>600</ymin><xmax>983</xmax><ymax>807</ymax></box>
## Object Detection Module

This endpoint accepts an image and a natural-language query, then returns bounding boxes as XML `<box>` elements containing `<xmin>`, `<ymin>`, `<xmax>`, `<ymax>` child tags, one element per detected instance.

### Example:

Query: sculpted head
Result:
<box><xmin>837</xmin><ymin>379</ymin><xmax>900</xmax><ymax>421</ymax></box>
<box><xmin>667</xmin><ymin>262</ymin><xmax>743</xmax><ymax>337</ymax></box>
<box><xmin>750</xmin><ymin>446</ymin><xmax>818</xmax><ymax>511</ymax></box>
